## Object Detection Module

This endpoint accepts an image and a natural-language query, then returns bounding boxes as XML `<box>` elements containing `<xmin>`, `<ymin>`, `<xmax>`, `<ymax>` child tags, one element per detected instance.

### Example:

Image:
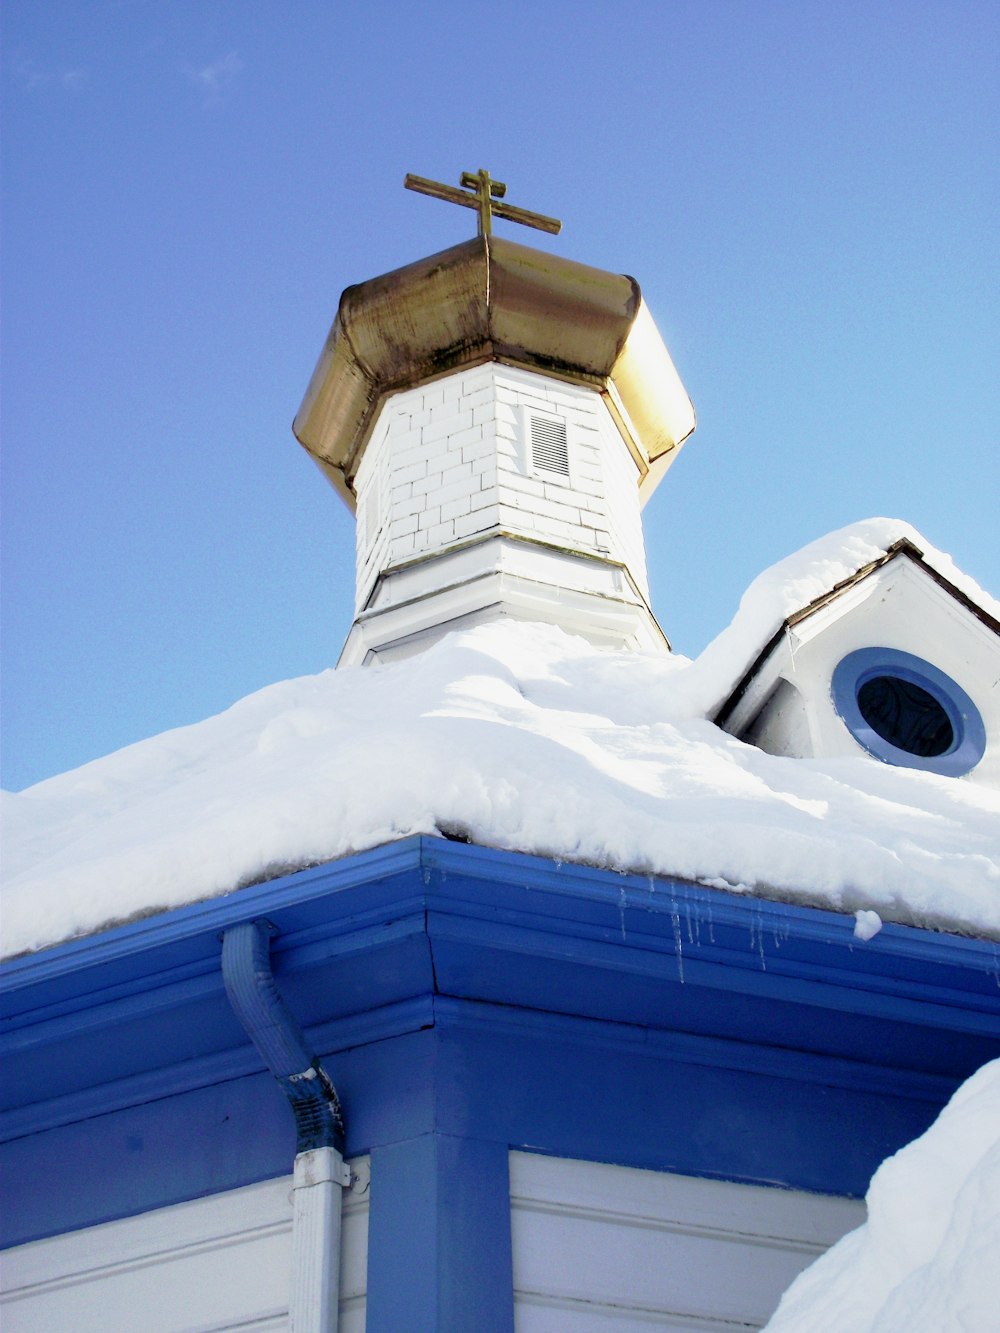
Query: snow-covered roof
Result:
<box><xmin>3</xmin><ymin>518</ymin><xmax>999</xmax><ymax>959</ymax></box>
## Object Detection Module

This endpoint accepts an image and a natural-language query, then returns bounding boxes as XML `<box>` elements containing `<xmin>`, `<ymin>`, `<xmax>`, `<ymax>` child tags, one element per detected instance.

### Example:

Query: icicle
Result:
<box><xmin>670</xmin><ymin>892</ymin><xmax>685</xmax><ymax>983</ymax></box>
<box><xmin>749</xmin><ymin>906</ymin><xmax>766</xmax><ymax>971</ymax></box>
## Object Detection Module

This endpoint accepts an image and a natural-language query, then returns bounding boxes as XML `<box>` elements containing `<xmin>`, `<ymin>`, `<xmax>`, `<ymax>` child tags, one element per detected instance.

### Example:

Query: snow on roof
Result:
<box><xmin>763</xmin><ymin>1056</ymin><xmax>1000</xmax><ymax>1332</ymax></box>
<box><xmin>3</xmin><ymin>519</ymin><xmax>999</xmax><ymax>959</ymax></box>
<box><xmin>691</xmin><ymin>516</ymin><xmax>1000</xmax><ymax>718</ymax></box>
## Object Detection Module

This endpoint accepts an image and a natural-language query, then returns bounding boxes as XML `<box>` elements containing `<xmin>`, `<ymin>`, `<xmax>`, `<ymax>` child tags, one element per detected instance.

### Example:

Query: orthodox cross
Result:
<box><xmin>404</xmin><ymin>169</ymin><xmax>562</xmax><ymax>238</ymax></box>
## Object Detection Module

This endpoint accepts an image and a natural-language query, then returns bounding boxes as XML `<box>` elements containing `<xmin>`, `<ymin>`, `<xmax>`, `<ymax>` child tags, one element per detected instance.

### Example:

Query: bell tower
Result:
<box><xmin>293</xmin><ymin>171</ymin><xmax>696</xmax><ymax>665</ymax></box>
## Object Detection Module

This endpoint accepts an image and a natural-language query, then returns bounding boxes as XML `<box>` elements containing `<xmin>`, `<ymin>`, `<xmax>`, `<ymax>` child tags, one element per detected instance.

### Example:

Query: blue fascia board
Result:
<box><xmin>424</xmin><ymin>905</ymin><xmax>1000</xmax><ymax>1029</ymax></box>
<box><xmin>3</xmin><ymin>837</ymin><xmax>999</xmax><ymax>1135</ymax></box>
<box><xmin>1</xmin><ymin>841</ymin><xmax>428</xmax><ymax>1007</ymax></box>
<box><xmin>428</xmin><ymin>994</ymin><xmax>954</xmax><ymax>1103</ymax></box>
<box><xmin>1</xmin><ymin>995</ymin><xmax>437</xmax><ymax>1146</ymax></box>
<box><xmin>418</xmin><ymin>841</ymin><xmax>999</xmax><ymax>995</ymax></box>
<box><xmin>4</xmin><ymin>835</ymin><xmax>996</xmax><ymax>1007</ymax></box>
<box><xmin>1</xmin><ymin>994</ymin><xmax>952</xmax><ymax>1249</ymax></box>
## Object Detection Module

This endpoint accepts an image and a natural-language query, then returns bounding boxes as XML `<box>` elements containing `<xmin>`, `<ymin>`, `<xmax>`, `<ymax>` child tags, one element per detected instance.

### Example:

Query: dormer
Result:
<box><xmin>716</xmin><ymin>539</ymin><xmax>1000</xmax><ymax>784</ymax></box>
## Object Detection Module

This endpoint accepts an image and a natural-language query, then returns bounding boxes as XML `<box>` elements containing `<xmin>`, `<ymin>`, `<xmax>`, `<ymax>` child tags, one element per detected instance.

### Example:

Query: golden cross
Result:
<box><xmin>404</xmin><ymin>169</ymin><xmax>561</xmax><ymax>238</ymax></box>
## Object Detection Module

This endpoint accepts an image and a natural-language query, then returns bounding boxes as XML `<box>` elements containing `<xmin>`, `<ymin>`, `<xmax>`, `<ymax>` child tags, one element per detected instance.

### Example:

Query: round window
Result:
<box><xmin>831</xmin><ymin>648</ymin><xmax>985</xmax><ymax>776</ymax></box>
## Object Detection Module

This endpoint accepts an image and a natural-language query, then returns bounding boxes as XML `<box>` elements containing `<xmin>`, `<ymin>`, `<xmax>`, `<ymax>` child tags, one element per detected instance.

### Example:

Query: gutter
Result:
<box><xmin>221</xmin><ymin>920</ymin><xmax>348</xmax><ymax>1333</ymax></box>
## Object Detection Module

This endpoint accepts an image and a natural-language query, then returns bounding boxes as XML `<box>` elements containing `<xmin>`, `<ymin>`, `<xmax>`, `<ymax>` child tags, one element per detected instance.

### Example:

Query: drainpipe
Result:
<box><xmin>221</xmin><ymin>920</ymin><xmax>349</xmax><ymax>1333</ymax></box>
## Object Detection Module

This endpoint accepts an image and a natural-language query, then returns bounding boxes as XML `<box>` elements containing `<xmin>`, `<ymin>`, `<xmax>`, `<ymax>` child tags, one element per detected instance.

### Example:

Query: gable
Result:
<box><xmin>718</xmin><ymin>543</ymin><xmax>1000</xmax><ymax>784</ymax></box>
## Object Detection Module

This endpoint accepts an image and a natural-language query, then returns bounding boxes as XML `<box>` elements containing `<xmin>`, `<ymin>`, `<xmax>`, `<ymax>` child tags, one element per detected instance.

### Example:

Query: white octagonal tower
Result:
<box><xmin>293</xmin><ymin>234</ymin><xmax>695</xmax><ymax>665</ymax></box>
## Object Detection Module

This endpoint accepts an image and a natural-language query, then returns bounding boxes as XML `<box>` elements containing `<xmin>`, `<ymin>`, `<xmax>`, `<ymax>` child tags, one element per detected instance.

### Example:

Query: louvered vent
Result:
<box><xmin>530</xmin><ymin>415</ymin><xmax>570</xmax><ymax>477</ymax></box>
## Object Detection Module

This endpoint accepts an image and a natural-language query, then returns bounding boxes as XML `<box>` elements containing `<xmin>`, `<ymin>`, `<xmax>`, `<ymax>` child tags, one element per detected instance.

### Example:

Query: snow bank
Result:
<box><xmin>764</xmin><ymin>1058</ymin><xmax>1000</xmax><ymax>1333</ymax></box>
<box><xmin>3</xmin><ymin>520</ymin><xmax>999</xmax><ymax>958</ymax></box>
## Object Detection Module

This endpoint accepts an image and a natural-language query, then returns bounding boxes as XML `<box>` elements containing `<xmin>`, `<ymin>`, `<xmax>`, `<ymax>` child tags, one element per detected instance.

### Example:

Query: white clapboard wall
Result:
<box><xmin>510</xmin><ymin>1152</ymin><xmax>864</xmax><ymax>1331</ymax></box>
<box><xmin>0</xmin><ymin>1160</ymin><xmax>370</xmax><ymax>1333</ymax></box>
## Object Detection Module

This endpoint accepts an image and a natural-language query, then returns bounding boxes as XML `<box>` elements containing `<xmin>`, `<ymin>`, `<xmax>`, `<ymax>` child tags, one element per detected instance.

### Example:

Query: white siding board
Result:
<box><xmin>355</xmin><ymin>363</ymin><xmax>650</xmax><ymax>604</ymax></box>
<box><xmin>344</xmin><ymin>362</ymin><xmax>669</xmax><ymax>661</ymax></box>
<box><xmin>2</xmin><ymin>1161</ymin><xmax>369</xmax><ymax>1332</ymax></box>
<box><xmin>510</xmin><ymin>1152</ymin><xmax>862</xmax><ymax>1332</ymax></box>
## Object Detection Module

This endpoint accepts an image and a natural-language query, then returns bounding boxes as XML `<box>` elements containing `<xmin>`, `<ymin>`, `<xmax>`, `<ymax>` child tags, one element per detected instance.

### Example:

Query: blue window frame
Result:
<box><xmin>831</xmin><ymin>648</ymin><xmax>985</xmax><ymax>776</ymax></box>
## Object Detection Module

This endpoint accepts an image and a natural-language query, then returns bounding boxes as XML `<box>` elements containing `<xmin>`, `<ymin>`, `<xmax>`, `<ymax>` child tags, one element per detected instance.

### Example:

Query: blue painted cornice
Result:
<box><xmin>3</xmin><ymin>837</ymin><xmax>999</xmax><ymax>1146</ymax></box>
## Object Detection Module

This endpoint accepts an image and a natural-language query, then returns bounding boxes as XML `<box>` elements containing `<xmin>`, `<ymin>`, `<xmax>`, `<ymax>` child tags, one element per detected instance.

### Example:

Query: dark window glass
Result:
<box><xmin>857</xmin><ymin>675</ymin><xmax>954</xmax><ymax>757</ymax></box>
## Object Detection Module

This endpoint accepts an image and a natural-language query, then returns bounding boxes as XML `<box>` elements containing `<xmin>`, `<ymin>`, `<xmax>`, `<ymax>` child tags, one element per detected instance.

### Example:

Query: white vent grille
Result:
<box><xmin>530</xmin><ymin>414</ymin><xmax>570</xmax><ymax>477</ymax></box>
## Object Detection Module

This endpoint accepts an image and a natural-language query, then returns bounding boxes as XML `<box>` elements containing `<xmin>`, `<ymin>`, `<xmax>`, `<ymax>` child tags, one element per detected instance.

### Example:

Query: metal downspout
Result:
<box><xmin>221</xmin><ymin>920</ymin><xmax>349</xmax><ymax>1333</ymax></box>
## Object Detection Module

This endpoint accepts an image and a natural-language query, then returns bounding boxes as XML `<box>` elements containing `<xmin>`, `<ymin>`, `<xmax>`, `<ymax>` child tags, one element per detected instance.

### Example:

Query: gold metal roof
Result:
<box><xmin>293</xmin><ymin>236</ymin><xmax>696</xmax><ymax>510</ymax></box>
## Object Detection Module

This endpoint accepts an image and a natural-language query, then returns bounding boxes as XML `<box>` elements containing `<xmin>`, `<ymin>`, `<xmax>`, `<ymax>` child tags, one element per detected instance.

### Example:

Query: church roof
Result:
<box><xmin>4</xmin><ymin>519</ymin><xmax>998</xmax><ymax>960</ymax></box>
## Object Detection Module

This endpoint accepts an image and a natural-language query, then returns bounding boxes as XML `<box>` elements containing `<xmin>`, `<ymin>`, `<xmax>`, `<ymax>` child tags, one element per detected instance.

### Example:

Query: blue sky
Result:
<box><xmin>2</xmin><ymin>1</ymin><xmax>998</xmax><ymax>791</ymax></box>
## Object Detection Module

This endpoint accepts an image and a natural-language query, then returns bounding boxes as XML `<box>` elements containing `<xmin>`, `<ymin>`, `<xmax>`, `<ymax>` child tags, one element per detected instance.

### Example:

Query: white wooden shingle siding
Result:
<box><xmin>510</xmin><ymin>1152</ymin><xmax>863</xmax><ymax>1331</ymax></box>
<box><xmin>0</xmin><ymin>1161</ymin><xmax>370</xmax><ymax>1332</ymax></box>
<box><xmin>353</xmin><ymin>363</ymin><xmax>649</xmax><ymax>613</ymax></box>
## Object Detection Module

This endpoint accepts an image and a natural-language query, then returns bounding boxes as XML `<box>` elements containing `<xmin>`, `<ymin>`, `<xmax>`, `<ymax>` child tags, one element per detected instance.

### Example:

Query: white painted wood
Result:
<box><xmin>510</xmin><ymin>1152</ymin><xmax>863</xmax><ymax>1332</ymax></box>
<box><xmin>723</xmin><ymin>552</ymin><xmax>1000</xmax><ymax>784</ymax></box>
<box><xmin>344</xmin><ymin>363</ymin><xmax>666</xmax><ymax>665</ymax></box>
<box><xmin>1</xmin><ymin>1160</ymin><xmax>369</xmax><ymax>1333</ymax></box>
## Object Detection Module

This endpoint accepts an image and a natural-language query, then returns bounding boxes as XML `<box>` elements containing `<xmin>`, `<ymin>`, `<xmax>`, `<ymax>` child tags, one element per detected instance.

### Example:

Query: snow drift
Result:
<box><xmin>3</xmin><ymin>520</ymin><xmax>998</xmax><ymax>958</ymax></box>
<box><xmin>764</xmin><ymin>1057</ymin><xmax>1000</xmax><ymax>1333</ymax></box>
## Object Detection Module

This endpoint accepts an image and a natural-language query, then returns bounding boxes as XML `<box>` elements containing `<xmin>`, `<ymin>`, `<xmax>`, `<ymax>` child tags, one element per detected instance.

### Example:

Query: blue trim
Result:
<box><xmin>4</xmin><ymin>838</ymin><xmax>998</xmax><ymax>1130</ymax></box>
<box><xmin>832</xmin><ymin>647</ymin><xmax>987</xmax><ymax>775</ymax></box>
<box><xmin>2</xmin><ymin>1008</ymin><xmax>947</xmax><ymax>1248</ymax></box>
<box><xmin>3</xmin><ymin>1066</ymin><xmax>295</xmax><ymax>1246</ymax></box>
<box><xmin>2</xmin><ymin>839</ymin><xmax>998</xmax><ymax>1248</ymax></box>
<box><xmin>5</xmin><ymin>839</ymin><xmax>996</xmax><ymax>1037</ymax></box>
<box><xmin>0</xmin><ymin>995</ymin><xmax>435</xmax><ymax>1145</ymax></box>
<box><xmin>366</xmin><ymin>1134</ymin><xmax>514</xmax><ymax>1333</ymax></box>
<box><xmin>426</xmin><ymin>1000</ymin><xmax>941</xmax><ymax>1195</ymax></box>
